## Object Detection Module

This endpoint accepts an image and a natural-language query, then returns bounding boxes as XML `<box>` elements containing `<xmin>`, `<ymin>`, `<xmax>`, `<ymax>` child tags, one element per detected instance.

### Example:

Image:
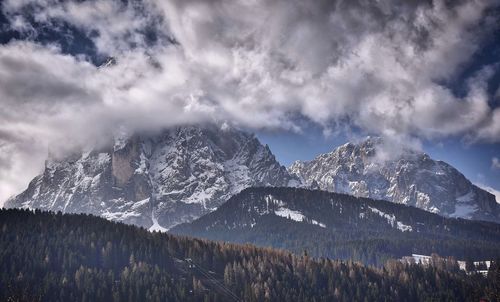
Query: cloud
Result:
<box><xmin>0</xmin><ymin>0</ymin><xmax>500</xmax><ymax>203</ymax></box>
<box><xmin>492</xmin><ymin>157</ymin><xmax>500</xmax><ymax>170</ymax></box>
<box><xmin>476</xmin><ymin>184</ymin><xmax>500</xmax><ymax>204</ymax></box>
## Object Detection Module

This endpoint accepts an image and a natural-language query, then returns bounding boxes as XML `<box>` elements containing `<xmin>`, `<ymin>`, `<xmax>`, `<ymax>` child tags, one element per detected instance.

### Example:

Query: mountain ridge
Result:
<box><xmin>288</xmin><ymin>137</ymin><xmax>499</xmax><ymax>222</ymax></box>
<box><xmin>171</xmin><ymin>186</ymin><xmax>500</xmax><ymax>266</ymax></box>
<box><xmin>6</xmin><ymin>130</ymin><xmax>499</xmax><ymax>230</ymax></box>
<box><xmin>5</xmin><ymin>125</ymin><xmax>298</xmax><ymax>230</ymax></box>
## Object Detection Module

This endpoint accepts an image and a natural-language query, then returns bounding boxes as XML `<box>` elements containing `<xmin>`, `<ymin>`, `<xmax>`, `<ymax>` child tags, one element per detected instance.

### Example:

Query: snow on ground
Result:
<box><xmin>181</xmin><ymin>188</ymin><xmax>216</xmax><ymax>205</ymax></box>
<box><xmin>395</xmin><ymin>220</ymin><xmax>413</xmax><ymax>232</ymax></box>
<box><xmin>135</xmin><ymin>152</ymin><xmax>148</xmax><ymax>174</ymax></box>
<box><xmin>265</xmin><ymin>195</ymin><xmax>326</xmax><ymax>228</ymax></box>
<box><xmin>96</xmin><ymin>153</ymin><xmax>111</xmax><ymax>166</ymax></box>
<box><xmin>264</xmin><ymin>195</ymin><xmax>286</xmax><ymax>208</ymax></box>
<box><xmin>416</xmin><ymin>192</ymin><xmax>431</xmax><ymax>207</ymax></box>
<box><xmin>224</xmin><ymin>158</ymin><xmax>252</xmax><ymax>194</ymax></box>
<box><xmin>149</xmin><ymin>210</ymin><xmax>168</xmax><ymax>233</ymax></box>
<box><xmin>274</xmin><ymin>208</ymin><xmax>326</xmax><ymax>228</ymax></box>
<box><xmin>102</xmin><ymin>210</ymin><xmax>141</xmax><ymax>221</ymax></box>
<box><xmin>368</xmin><ymin>206</ymin><xmax>413</xmax><ymax>232</ymax></box>
<box><xmin>428</xmin><ymin>206</ymin><xmax>440</xmax><ymax>214</ymax></box>
<box><xmin>310</xmin><ymin>219</ymin><xmax>326</xmax><ymax>228</ymax></box>
<box><xmin>132</xmin><ymin>198</ymin><xmax>150</xmax><ymax>210</ymax></box>
<box><xmin>100</xmin><ymin>198</ymin><xmax>151</xmax><ymax>222</ymax></box>
<box><xmin>275</xmin><ymin>208</ymin><xmax>306</xmax><ymax>222</ymax></box>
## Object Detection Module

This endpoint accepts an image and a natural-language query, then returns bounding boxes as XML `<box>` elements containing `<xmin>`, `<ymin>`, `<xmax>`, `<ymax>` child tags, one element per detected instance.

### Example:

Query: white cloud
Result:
<box><xmin>0</xmin><ymin>0</ymin><xmax>500</xmax><ymax>203</ymax></box>
<box><xmin>492</xmin><ymin>157</ymin><xmax>500</xmax><ymax>170</ymax></box>
<box><xmin>476</xmin><ymin>184</ymin><xmax>500</xmax><ymax>204</ymax></box>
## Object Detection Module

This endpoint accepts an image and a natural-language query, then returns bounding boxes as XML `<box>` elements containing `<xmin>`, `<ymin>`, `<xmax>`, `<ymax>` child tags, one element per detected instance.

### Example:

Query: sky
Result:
<box><xmin>0</xmin><ymin>0</ymin><xmax>500</xmax><ymax>204</ymax></box>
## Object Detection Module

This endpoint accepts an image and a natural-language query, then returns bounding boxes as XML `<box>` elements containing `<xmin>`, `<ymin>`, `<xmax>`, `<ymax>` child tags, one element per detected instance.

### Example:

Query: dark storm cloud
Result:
<box><xmin>0</xmin><ymin>0</ymin><xmax>499</xmax><ymax>203</ymax></box>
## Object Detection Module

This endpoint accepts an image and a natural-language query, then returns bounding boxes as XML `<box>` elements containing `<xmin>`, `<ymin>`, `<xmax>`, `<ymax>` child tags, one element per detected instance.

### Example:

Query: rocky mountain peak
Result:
<box><xmin>6</xmin><ymin>125</ymin><xmax>299</xmax><ymax>230</ymax></box>
<box><xmin>289</xmin><ymin>137</ymin><xmax>499</xmax><ymax>222</ymax></box>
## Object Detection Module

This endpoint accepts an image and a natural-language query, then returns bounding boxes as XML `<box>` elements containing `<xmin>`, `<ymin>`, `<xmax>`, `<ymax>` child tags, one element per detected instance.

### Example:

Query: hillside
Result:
<box><xmin>1</xmin><ymin>208</ymin><xmax>499</xmax><ymax>301</ymax></box>
<box><xmin>172</xmin><ymin>187</ymin><xmax>500</xmax><ymax>266</ymax></box>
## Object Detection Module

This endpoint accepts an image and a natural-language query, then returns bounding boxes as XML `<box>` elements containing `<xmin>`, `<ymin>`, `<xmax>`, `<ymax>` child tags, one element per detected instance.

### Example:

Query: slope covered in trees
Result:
<box><xmin>172</xmin><ymin>187</ymin><xmax>500</xmax><ymax>266</ymax></box>
<box><xmin>1</xmin><ymin>208</ymin><xmax>499</xmax><ymax>301</ymax></box>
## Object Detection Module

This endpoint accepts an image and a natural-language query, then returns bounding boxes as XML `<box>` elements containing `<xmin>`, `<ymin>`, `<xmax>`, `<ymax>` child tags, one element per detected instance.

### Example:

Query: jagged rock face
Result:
<box><xmin>6</xmin><ymin>125</ymin><xmax>299</xmax><ymax>230</ymax></box>
<box><xmin>289</xmin><ymin>138</ymin><xmax>499</xmax><ymax>222</ymax></box>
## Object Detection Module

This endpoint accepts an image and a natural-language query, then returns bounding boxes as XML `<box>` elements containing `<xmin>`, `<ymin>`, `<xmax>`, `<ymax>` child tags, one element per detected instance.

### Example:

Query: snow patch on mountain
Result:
<box><xmin>368</xmin><ymin>206</ymin><xmax>413</xmax><ymax>232</ymax></box>
<box><xmin>264</xmin><ymin>194</ymin><xmax>326</xmax><ymax>228</ymax></box>
<box><xmin>274</xmin><ymin>208</ymin><xmax>305</xmax><ymax>222</ymax></box>
<box><xmin>149</xmin><ymin>210</ymin><xmax>168</xmax><ymax>233</ymax></box>
<box><xmin>101</xmin><ymin>198</ymin><xmax>145</xmax><ymax>221</ymax></box>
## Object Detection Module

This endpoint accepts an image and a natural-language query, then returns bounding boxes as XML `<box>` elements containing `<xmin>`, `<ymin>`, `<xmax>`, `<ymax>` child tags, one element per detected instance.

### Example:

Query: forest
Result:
<box><xmin>172</xmin><ymin>187</ymin><xmax>500</xmax><ymax>266</ymax></box>
<box><xmin>1</xmin><ymin>208</ymin><xmax>499</xmax><ymax>301</ymax></box>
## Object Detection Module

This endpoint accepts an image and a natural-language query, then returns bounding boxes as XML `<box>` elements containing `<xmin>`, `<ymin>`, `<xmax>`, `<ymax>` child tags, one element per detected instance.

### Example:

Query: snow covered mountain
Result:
<box><xmin>5</xmin><ymin>125</ymin><xmax>299</xmax><ymax>230</ymax></box>
<box><xmin>289</xmin><ymin>137</ymin><xmax>499</xmax><ymax>222</ymax></box>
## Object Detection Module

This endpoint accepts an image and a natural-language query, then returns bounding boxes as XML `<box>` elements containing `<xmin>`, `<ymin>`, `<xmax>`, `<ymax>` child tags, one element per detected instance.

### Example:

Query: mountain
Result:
<box><xmin>5</xmin><ymin>125</ymin><xmax>298</xmax><ymax>230</ymax></box>
<box><xmin>2</xmin><ymin>208</ymin><xmax>498</xmax><ymax>301</ymax></box>
<box><xmin>171</xmin><ymin>187</ymin><xmax>500</xmax><ymax>266</ymax></box>
<box><xmin>288</xmin><ymin>137</ymin><xmax>499</xmax><ymax>222</ymax></box>
<box><xmin>7</xmin><ymin>130</ymin><xmax>498</xmax><ymax>232</ymax></box>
